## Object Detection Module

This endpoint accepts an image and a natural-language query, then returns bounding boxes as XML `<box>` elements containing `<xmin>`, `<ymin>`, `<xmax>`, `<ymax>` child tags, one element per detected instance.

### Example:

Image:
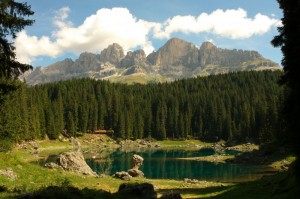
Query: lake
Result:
<box><xmin>85</xmin><ymin>148</ymin><xmax>274</xmax><ymax>182</ymax></box>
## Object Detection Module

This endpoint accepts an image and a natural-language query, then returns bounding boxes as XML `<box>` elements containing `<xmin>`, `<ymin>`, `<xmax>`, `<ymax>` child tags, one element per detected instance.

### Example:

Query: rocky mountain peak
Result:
<box><xmin>147</xmin><ymin>38</ymin><xmax>199</xmax><ymax>67</ymax></box>
<box><xmin>121</xmin><ymin>49</ymin><xmax>147</xmax><ymax>68</ymax></box>
<box><xmin>99</xmin><ymin>43</ymin><xmax>125</xmax><ymax>65</ymax></box>
<box><xmin>200</xmin><ymin>41</ymin><xmax>216</xmax><ymax>50</ymax></box>
<box><xmin>76</xmin><ymin>52</ymin><xmax>100</xmax><ymax>68</ymax></box>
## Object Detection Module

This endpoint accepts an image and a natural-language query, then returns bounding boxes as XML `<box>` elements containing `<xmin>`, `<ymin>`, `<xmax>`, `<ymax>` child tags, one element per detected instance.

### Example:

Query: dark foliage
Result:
<box><xmin>0</xmin><ymin>0</ymin><xmax>34</xmax><ymax>79</ymax></box>
<box><xmin>0</xmin><ymin>71</ymin><xmax>284</xmax><ymax>150</ymax></box>
<box><xmin>272</xmin><ymin>0</ymin><xmax>300</xmax><ymax>177</ymax></box>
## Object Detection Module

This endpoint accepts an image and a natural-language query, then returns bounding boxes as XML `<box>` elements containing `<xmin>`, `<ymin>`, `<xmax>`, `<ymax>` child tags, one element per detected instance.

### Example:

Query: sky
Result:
<box><xmin>15</xmin><ymin>0</ymin><xmax>283</xmax><ymax>67</ymax></box>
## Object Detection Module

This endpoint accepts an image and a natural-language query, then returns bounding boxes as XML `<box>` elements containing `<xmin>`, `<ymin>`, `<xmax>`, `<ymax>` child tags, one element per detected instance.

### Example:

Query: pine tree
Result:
<box><xmin>0</xmin><ymin>0</ymin><xmax>34</xmax><ymax>80</ymax></box>
<box><xmin>272</xmin><ymin>0</ymin><xmax>300</xmax><ymax>177</ymax></box>
<box><xmin>66</xmin><ymin>111</ymin><xmax>76</xmax><ymax>137</ymax></box>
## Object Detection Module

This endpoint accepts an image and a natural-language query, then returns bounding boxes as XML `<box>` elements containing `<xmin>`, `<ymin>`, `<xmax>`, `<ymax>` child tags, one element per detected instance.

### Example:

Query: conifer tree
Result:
<box><xmin>0</xmin><ymin>0</ymin><xmax>34</xmax><ymax>85</ymax></box>
<box><xmin>272</xmin><ymin>0</ymin><xmax>300</xmax><ymax>176</ymax></box>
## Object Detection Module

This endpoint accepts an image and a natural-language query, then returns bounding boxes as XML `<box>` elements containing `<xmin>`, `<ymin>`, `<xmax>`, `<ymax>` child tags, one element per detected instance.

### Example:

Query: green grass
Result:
<box><xmin>157</xmin><ymin>139</ymin><xmax>211</xmax><ymax>150</ymax></box>
<box><xmin>209</xmin><ymin>168</ymin><xmax>300</xmax><ymax>199</ymax></box>
<box><xmin>107</xmin><ymin>73</ymin><xmax>166</xmax><ymax>84</ymax></box>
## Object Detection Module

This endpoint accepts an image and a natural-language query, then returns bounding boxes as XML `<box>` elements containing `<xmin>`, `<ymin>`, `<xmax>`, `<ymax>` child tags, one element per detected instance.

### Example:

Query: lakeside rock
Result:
<box><xmin>128</xmin><ymin>169</ymin><xmax>144</xmax><ymax>177</ymax></box>
<box><xmin>114</xmin><ymin>154</ymin><xmax>145</xmax><ymax>180</ymax></box>
<box><xmin>131</xmin><ymin>154</ymin><xmax>144</xmax><ymax>170</ymax></box>
<box><xmin>45</xmin><ymin>151</ymin><xmax>97</xmax><ymax>176</ymax></box>
<box><xmin>113</xmin><ymin>171</ymin><xmax>132</xmax><ymax>181</ymax></box>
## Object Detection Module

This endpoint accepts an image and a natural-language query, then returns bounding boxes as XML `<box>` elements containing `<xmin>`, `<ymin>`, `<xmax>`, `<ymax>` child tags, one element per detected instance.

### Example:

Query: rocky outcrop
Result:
<box><xmin>45</xmin><ymin>151</ymin><xmax>97</xmax><ymax>176</ymax></box>
<box><xmin>58</xmin><ymin>151</ymin><xmax>96</xmax><ymax>176</ymax></box>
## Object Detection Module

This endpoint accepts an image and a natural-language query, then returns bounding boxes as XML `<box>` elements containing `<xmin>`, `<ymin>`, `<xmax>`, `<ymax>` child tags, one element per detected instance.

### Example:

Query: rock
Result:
<box><xmin>114</xmin><ymin>171</ymin><xmax>132</xmax><ymax>181</ymax></box>
<box><xmin>118</xmin><ymin>183</ymin><xmax>157</xmax><ymax>199</ymax></box>
<box><xmin>128</xmin><ymin>169</ymin><xmax>144</xmax><ymax>177</ymax></box>
<box><xmin>131</xmin><ymin>154</ymin><xmax>144</xmax><ymax>170</ymax></box>
<box><xmin>57</xmin><ymin>151</ymin><xmax>97</xmax><ymax>176</ymax></box>
<box><xmin>160</xmin><ymin>191</ymin><xmax>182</xmax><ymax>199</ymax></box>
<box><xmin>0</xmin><ymin>168</ymin><xmax>18</xmax><ymax>180</ymax></box>
<box><xmin>184</xmin><ymin>178</ymin><xmax>199</xmax><ymax>184</ymax></box>
<box><xmin>45</xmin><ymin>162</ymin><xmax>61</xmax><ymax>169</ymax></box>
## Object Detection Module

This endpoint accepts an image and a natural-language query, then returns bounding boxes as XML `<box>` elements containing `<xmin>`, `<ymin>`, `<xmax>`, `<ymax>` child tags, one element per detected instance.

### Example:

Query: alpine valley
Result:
<box><xmin>24</xmin><ymin>38</ymin><xmax>280</xmax><ymax>85</ymax></box>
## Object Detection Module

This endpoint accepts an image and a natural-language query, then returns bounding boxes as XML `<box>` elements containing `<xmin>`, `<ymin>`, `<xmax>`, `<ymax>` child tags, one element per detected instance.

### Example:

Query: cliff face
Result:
<box><xmin>199</xmin><ymin>42</ymin><xmax>262</xmax><ymax>67</ymax></box>
<box><xmin>24</xmin><ymin>38</ymin><xmax>281</xmax><ymax>85</ymax></box>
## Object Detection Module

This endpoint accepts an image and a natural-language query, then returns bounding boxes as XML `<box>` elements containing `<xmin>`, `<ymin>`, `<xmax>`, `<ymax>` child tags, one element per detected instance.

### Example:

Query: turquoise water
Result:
<box><xmin>85</xmin><ymin>149</ymin><xmax>274</xmax><ymax>182</ymax></box>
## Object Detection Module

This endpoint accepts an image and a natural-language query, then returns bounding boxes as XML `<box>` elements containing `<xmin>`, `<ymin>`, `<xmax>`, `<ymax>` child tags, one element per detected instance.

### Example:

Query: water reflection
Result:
<box><xmin>86</xmin><ymin>149</ymin><xmax>273</xmax><ymax>182</ymax></box>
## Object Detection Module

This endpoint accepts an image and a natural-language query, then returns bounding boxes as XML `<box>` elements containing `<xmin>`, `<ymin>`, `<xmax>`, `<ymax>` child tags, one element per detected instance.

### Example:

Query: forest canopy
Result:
<box><xmin>0</xmin><ymin>70</ymin><xmax>283</xmax><ymax>151</ymax></box>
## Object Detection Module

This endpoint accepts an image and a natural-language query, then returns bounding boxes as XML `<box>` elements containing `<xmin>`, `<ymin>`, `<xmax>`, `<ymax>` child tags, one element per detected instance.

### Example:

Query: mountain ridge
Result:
<box><xmin>24</xmin><ymin>38</ymin><xmax>280</xmax><ymax>85</ymax></box>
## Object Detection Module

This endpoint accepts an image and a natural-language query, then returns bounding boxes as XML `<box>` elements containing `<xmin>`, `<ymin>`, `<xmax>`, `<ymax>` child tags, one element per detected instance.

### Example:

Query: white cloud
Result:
<box><xmin>16</xmin><ymin>7</ymin><xmax>156</xmax><ymax>64</ymax></box>
<box><xmin>15</xmin><ymin>7</ymin><xmax>280</xmax><ymax>65</ymax></box>
<box><xmin>154</xmin><ymin>8</ymin><xmax>280</xmax><ymax>39</ymax></box>
<box><xmin>53</xmin><ymin>7</ymin><xmax>72</xmax><ymax>28</ymax></box>
<box><xmin>15</xmin><ymin>31</ymin><xmax>61</xmax><ymax>64</ymax></box>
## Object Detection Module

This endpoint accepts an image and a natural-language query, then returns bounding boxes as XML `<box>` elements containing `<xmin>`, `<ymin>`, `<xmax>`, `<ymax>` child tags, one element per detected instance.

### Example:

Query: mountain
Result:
<box><xmin>24</xmin><ymin>38</ymin><xmax>280</xmax><ymax>85</ymax></box>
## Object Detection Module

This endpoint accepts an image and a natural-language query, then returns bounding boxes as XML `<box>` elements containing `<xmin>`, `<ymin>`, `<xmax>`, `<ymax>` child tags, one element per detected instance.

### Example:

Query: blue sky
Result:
<box><xmin>15</xmin><ymin>0</ymin><xmax>283</xmax><ymax>67</ymax></box>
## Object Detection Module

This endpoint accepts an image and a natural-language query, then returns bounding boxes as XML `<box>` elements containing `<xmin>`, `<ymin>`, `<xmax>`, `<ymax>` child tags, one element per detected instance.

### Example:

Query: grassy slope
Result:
<box><xmin>0</xmin><ymin>137</ymin><xmax>298</xmax><ymax>198</ymax></box>
<box><xmin>105</xmin><ymin>73</ymin><xmax>167</xmax><ymax>84</ymax></box>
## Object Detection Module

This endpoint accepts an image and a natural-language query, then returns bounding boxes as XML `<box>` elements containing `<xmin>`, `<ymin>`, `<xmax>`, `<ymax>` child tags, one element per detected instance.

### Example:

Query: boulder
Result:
<box><xmin>57</xmin><ymin>151</ymin><xmax>97</xmax><ymax>176</ymax></box>
<box><xmin>118</xmin><ymin>183</ymin><xmax>157</xmax><ymax>199</ymax></box>
<box><xmin>114</xmin><ymin>171</ymin><xmax>132</xmax><ymax>181</ymax></box>
<box><xmin>127</xmin><ymin>169</ymin><xmax>144</xmax><ymax>177</ymax></box>
<box><xmin>131</xmin><ymin>154</ymin><xmax>144</xmax><ymax>170</ymax></box>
